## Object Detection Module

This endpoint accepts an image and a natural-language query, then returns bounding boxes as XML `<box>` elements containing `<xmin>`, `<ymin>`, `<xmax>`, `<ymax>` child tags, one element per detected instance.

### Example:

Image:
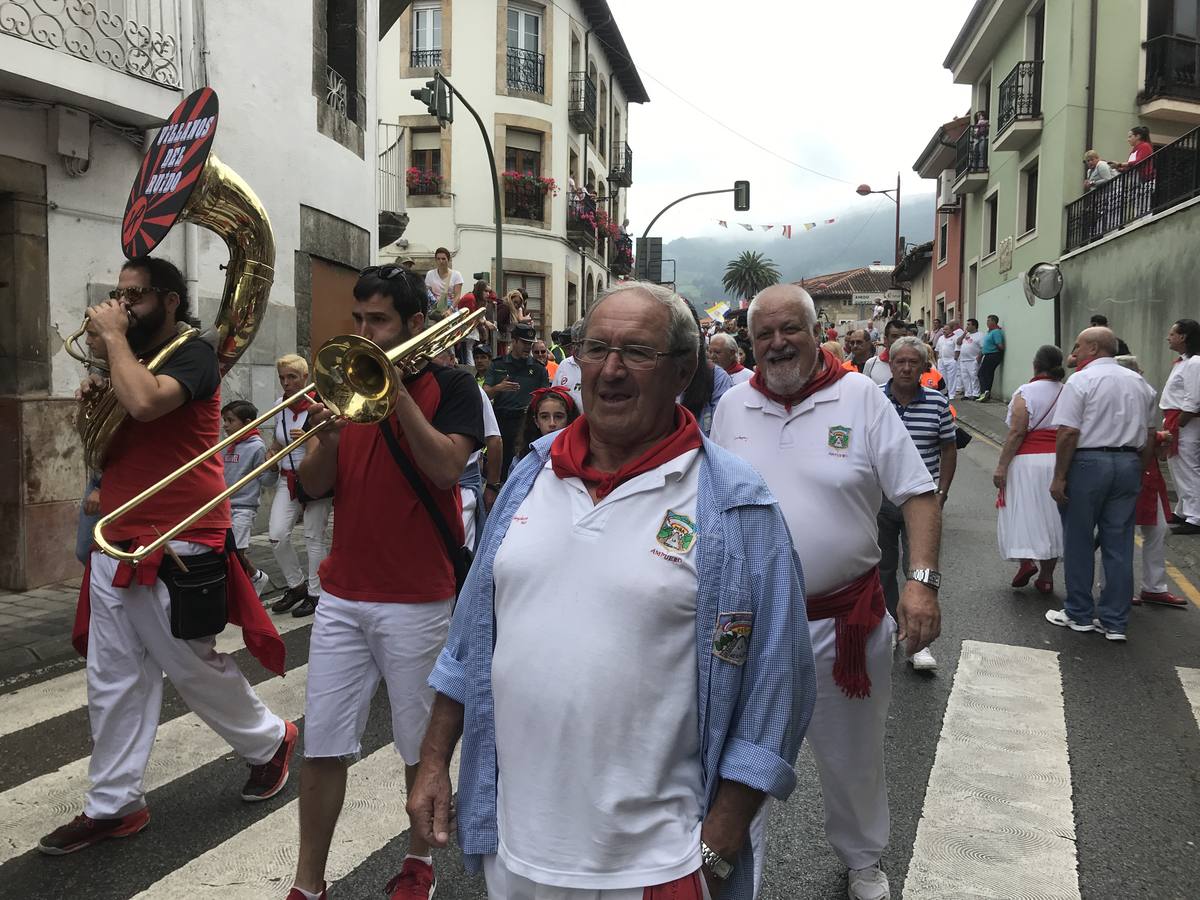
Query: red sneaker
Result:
<box><xmin>242</xmin><ymin>720</ymin><xmax>299</xmax><ymax>801</ymax></box>
<box><xmin>286</xmin><ymin>887</ymin><xmax>327</xmax><ymax>900</ymax></box>
<box><xmin>37</xmin><ymin>807</ymin><xmax>150</xmax><ymax>855</ymax></box>
<box><xmin>1139</xmin><ymin>591</ymin><xmax>1187</xmax><ymax>608</ymax></box>
<box><xmin>386</xmin><ymin>857</ymin><xmax>436</xmax><ymax>899</ymax></box>
<box><xmin>1012</xmin><ymin>561</ymin><xmax>1037</xmax><ymax>588</ymax></box>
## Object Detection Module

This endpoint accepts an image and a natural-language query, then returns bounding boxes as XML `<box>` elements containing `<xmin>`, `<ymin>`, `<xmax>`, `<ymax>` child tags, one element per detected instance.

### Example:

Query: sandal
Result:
<box><xmin>1012</xmin><ymin>562</ymin><xmax>1037</xmax><ymax>588</ymax></box>
<box><xmin>1034</xmin><ymin>578</ymin><xmax>1054</xmax><ymax>595</ymax></box>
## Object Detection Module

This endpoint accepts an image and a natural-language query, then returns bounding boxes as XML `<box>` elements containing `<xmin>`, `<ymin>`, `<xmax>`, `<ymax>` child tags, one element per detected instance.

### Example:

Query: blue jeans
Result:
<box><xmin>1060</xmin><ymin>450</ymin><xmax>1142</xmax><ymax>632</ymax></box>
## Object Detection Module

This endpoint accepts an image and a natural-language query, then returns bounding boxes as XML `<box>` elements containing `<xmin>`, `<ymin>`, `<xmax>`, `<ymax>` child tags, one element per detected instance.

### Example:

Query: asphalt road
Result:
<box><xmin>1</xmin><ymin>434</ymin><xmax>1198</xmax><ymax>899</ymax></box>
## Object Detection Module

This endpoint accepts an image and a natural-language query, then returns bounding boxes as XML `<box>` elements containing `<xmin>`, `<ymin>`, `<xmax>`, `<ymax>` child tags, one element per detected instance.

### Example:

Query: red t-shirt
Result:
<box><xmin>318</xmin><ymin>365</ymin><xmax>483</xmax><ymax>602</ymax></box>
<box><xmin>458</xmin><ymin>294</ymin><xmax>478</xmax><ymax>312</ymax></box>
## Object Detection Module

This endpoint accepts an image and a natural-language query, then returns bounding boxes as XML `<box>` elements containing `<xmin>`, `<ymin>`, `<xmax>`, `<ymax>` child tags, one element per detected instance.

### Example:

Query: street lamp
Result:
<box><xmin>856</xmin><ymin>172</ymin><xmax>902</xmax><ymax>266</ymax></box>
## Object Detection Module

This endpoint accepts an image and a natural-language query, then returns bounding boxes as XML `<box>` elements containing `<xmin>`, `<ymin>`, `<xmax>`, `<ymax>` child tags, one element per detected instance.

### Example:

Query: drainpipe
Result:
<box><xmin>580</xmin><ymin>11</ymin><xmax>612</xmax><ymax>307</ymax></box>
<box><xmin>1084</xmin><ymin>0</ymin><xmax>1098</xmax><ymax>151</ymax></box>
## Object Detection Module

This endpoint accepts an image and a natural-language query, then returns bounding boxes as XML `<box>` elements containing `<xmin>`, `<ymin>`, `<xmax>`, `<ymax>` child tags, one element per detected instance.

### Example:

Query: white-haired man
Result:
<box><xmin>708</xmin><ymin>332</ymin><xmax>753</xmax><ymax>384</ymax></box>
<box><xmin>552</xmin><ymin>317</ymin><xmax>585</xmax><ymax>413</ymax></box>
<box><xmin>712</xmin><ymin>283</ymin><xmax>942</xmax><ymax>900</ymax></box>
<box><xmin>408</xmin><ymin>281</ymin><xmax>816</xmax><ymax>900</ymax></box>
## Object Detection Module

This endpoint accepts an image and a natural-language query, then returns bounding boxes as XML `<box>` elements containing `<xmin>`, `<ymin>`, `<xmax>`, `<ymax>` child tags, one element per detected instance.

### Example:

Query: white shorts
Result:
<box><xmin>231</xmin><ymin>507</ymin><xmax>255</xmax><ymax>550</ymax></box>
<box><xmin>483</xmin><ymin>854</ymin><xmax>711</xmax><ymax>900</ymax></box>
<box><xmin>303</xmin><ymin>591</ymin><xmax>452</xmax><ymax>763</ymax></box>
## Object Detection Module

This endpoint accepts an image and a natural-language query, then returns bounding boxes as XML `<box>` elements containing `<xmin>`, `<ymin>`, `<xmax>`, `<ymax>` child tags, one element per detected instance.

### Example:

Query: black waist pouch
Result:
<box><xmin>159</xmin><ymin>551</ymin><xmax>229</xmax><ymax>640</ymax></box>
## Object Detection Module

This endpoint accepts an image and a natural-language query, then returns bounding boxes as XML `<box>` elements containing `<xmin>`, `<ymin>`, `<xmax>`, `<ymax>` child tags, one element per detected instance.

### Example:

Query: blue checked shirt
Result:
<box><xmin>429</xmin><ymin>430</ymin><xmax>817</xmax><ymax>899</ymax></box>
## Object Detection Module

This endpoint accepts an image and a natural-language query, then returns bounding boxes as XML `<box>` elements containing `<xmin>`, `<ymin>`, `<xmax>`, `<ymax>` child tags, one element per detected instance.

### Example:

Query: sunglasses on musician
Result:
<box><xmin>108</xmin><ymin>286</ymin><xmax>167</xmax><ymax>302</ymax></box>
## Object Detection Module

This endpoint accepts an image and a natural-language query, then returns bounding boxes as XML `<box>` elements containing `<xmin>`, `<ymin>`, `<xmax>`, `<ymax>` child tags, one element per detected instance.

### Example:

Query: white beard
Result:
<box><xmin>761</xmin><ymin>359</ymin><xmax>810</xmax><ymax>396</ymax></box>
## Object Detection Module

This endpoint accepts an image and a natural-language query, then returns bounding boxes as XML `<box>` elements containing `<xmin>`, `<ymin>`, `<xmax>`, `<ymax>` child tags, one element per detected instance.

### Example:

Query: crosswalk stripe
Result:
<box><xmin>0</xmin><ymin>615</ymin><xmax>310</xmax><ymax>741</ymax></box>
<box><xmin>1176</xmin><ymin>667</ymin><xmax>1200</xmax><ymax>730</ymax></box>
<box><xmin>0</xmin><ymin>664</ymin><xmax>308</xmax><ymax>866</ymax></box>
<box><xmin>132</xmin><ymin>748</ymin><xmax>461</xmax><ymax>899</ymax></box>
<box><xmin>902</xmin><ymin>640</ymin><xmax>1081</xmax><ymax>900</ymax></box>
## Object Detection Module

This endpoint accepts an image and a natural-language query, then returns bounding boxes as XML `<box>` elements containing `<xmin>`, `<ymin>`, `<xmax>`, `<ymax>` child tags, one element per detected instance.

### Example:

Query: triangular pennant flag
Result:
<box><xmin>761</xmin><ymin>224</ymin><xmax>773</xmax><ymax>231</ymax></box>
<box><xmin>717</xmin><ymin>220</ymin><xmax>727</xmax><ymax>228</ymax></box>
<box><xmin>804</xmin><ymin>222</ymin><xmax>816</xmax><ymax>231</ymax></box>
<box><xmin>740</xmin><ymin>223</ymin><xmax>754</xmax><ymax>231</ymax></box>
<box><xmin>825</xmin><ymin>218</ymin><xmax>836</xmax><ymax>224</ymax></box>
<box><xmin>782</xmin><ymin>225</ymin><xmax>792</xmax><ymax>239</ymax></box>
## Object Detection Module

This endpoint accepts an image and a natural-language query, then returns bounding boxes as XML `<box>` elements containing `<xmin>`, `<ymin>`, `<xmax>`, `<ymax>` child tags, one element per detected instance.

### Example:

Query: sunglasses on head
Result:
<box><xmin>359</xmin><ymin>264</ymin><xmax>408</xmax><ymax>280</ymax></box>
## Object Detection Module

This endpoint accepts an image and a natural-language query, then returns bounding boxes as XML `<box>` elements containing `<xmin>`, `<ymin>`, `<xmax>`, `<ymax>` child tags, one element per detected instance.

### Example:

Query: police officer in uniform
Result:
<box><xmin>484</xmin><ymin>321</ymin><xmax>550</xmax><ymax>478</ymax></box>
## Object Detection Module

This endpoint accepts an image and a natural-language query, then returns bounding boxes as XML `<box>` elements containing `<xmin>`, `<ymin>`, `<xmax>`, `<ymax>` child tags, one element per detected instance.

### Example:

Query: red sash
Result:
<box><xmin>806</xmin><ymin>567</ymin><xmax>886</xmax><ymax>699</ymax></box>
<box><xmin>1015</xmin><ymin>428</ymin><xmax>1057</xmax><ymax>455</ymax></box>
<box><xmin>1163</xmin><ymin>409</ymin><xmax>1182</xmax><ymax>459</ymax></box>
<box><xmin>643</xmin><ymin>872</ymin><xmax>705</xmax><ymax>899</ymax></box>
<box><xmin>1136</xmin><ymin>459</ymin><xmax>1172</xmax><ymax>527</ymax></box>
<box><xmin>551</xmin><ymin>406</ymin><xmax>702</xmax><ymax>500</ymax></box>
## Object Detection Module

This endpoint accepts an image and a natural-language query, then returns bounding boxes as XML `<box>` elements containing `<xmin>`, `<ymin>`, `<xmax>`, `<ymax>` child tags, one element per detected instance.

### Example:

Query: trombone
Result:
<box><xmin>93</xmin><ymin>307</ymin><xmax>487</xmax><ymax>564</ymax></box>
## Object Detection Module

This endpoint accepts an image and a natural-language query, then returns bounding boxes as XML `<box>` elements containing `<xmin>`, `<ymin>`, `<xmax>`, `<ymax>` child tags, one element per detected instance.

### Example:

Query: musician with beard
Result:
<box><xmin>41</xmin><ymin>255</ymin><xmax>296</xmax><ymax>857</ymax></box>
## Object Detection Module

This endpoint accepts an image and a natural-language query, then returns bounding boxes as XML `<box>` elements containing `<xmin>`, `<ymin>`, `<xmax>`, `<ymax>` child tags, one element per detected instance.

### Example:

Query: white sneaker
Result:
<box><xmin>908</xmin><ymin>647</ymin><xmax>938</xmax><ymax>670</ymax></box>
<box><xmin>252</xmin><ymin>569</ymin><xmax>272</xmax><ymax>597</ymax></box>
<box><xmin>848</xmin><ymin>864</ymin><xmax>890</xmax><ymax>900</ymax></box>
<box><xmin>1092</xmin><ymin>619</ymin><xmax>1127</xmax><ymax>642</ymax></box>
<box><xmin>1045</xmin><ymin>609</ymin><xmax>1095</xmax><ymax>632</ymax></box>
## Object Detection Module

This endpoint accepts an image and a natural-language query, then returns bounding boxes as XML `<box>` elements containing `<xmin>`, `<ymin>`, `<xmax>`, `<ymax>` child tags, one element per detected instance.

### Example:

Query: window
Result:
<box><xmin>1027</xmin><ymin>4</ymin><xmax>1045</xmax><ymax>61</ymax></box>
<box><xmin>984</xmin><ymin>191</ymin><xmax>999</xmax><ymax>256</ymax></box>
<box><xmin>938</xmin><ymin>217</ymin><xmax>949</xmax><ymax>263</ymax></box>
<box><xmin>977</xmin><ymin>75</ymin><xmax>991</xmax><ymax>117</ymax></box>
<box><xmin>506</xmin><ymin>4</ymin><xmax>544</xmax><ymax>93</ymax></box>
<box><xmin>326</xmin><ymin>0</ymin><xmax>360</xmax><ymax>125</ymax></box>
<box><xmin>505</xmin><ymin>129</ymin><xmax>544</xmax><ymax>221</ymax></box>
<box><xmin>597</xmin><ymin>82</ymin><xmax>608</xmax><ymax>161</ymax></box>
<box><xmin>411</xmin><ymin>3</ymin><xmax>442</xmax><ymax>68</ymax></box>
<box><xmin>505</xmin><ymin>273</ymin><xmax>545</xmax><ymax>332</ymax></box>
<box><xmin>1149</xmin><ymin>0</ymin><xmax>1200</xmax><ymax>39</ymax></box>
<box><xmin>1019</xmin><ymin>160</ymin><xmax>1039</xmax><ymax>235</ymax></box>
<box><xmin>410</xmin><ymin>130</ymin><xmax>442</xmax><ymax>195</ymax></box>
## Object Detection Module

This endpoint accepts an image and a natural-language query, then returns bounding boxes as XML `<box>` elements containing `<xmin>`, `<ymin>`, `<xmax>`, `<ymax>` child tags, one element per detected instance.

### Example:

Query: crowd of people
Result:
<box><xmin>51</xmin><ymin>249</ymin><xmax>1200</xmax><ymax>900</ymax></box>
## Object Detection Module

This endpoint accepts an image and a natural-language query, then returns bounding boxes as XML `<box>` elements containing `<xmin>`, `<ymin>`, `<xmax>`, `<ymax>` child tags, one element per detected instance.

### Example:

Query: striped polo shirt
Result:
<box><xmin>881</xmin><ymin>382</ymin><xmax>956</xmax><ymax>480</ymax></box>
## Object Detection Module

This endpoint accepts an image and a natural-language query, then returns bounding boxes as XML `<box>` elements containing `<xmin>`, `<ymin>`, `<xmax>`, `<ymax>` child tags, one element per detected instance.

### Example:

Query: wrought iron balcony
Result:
<box><xmin>1142</xmin><ymin>35</ymin><xmax>1200</xmax><ymax>104</ymax></box>
<box><xmin>953</xmin><ymin>126</ymin><xmax>988</xmax><ymax>193</ymax></box>
<box><xmin>1065</xmin><ymin>123</ymin><xmax>1200</xmax><ymax>251</ymax></box>
<box><xmin>568</xmin><ymin>71</ymin><xmax>597</xmax><ymax>133</ymax></box>
<box><xmin>608</xmin><ymin>142</ymin><xmax>633</xmax><ymax>187</ymax></box>
<box><xmin>567</xmin><ymin>194</ymin><xmax>598</xmax><ymax>242</ymax></box>
<box><xmin>410</xmin><ymin>48</ymin><xmax>442</xmax><ymax>69</ymax></box>
<box><xmin>379</xmin><ymin>123</ymin><xmax>403</xmax><ymax>213</ymax></box>
<box><xmin>0</xmin><ymin>0</ymin><xmax>182</xmax><ymax>87</ymax></box>
<box><xmin>506</xmin><ymin>47</ymin><xmax>545</xmax><ymax>94</ymax></box>
<box><xmin>610</xmin><ymin>235</ymin><xmax>634</xmax><ymax>276</ymax></box>
<box><xmin>325</xmin><ymin>65</ymin><xmax>365</xmax><ymax>128</ymax></box>
<box><xmin>995</xmin><ymin>60</ymin><xmax>1043</xmax><ymax>150</ymax></box>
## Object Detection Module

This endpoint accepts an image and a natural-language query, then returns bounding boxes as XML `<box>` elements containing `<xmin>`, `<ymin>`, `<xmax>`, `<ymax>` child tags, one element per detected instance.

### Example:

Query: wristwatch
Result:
<box><xmin>908</xmin><ymin>568</ymin><xmax>942</xmax><ymax>591</ymax></box>
<box><xmin>700</xmin><ymin>841</ymin><xmax>733</xmax><ymax>880</ymax></box>
<box><xmin>485</xmin><ymin>482</ymin><xmax>502</xmax><ymax>492</ymax></box>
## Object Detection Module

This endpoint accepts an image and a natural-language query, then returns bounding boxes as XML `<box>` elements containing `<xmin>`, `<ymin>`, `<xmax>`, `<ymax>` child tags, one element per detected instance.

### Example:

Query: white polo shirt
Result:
<box><xmin>711</xmin><ymin>374</ymin><xmax>934</xmax><ymax>596</ymax></box>
<box><xmin>726</xmin><ymin>366</ymin><xmax>754</xmax><ymax>385</ymax></box>
<box><xmin>491</xmin><ymin>449</ymin><xmax>704</xmax><ymax>889</ymax></box>
<box><xmin>1052</xmin><ymin>357</ymin><xmax>1157</xmax><ymax>448</ymax></box>
<box><xmin>468</xmin><ymin>385</ymin><xmax>501</xmax><ymax>468</ymax></box>
<box><xmin>958</xmin><ymin>330</ymin><xmax>983</xmax><ymax>362</ymax></box>
<box><xmin>274</xmin><ymin>400</ymin><xmax>312</xmax><ymax>471</ymax></box>
<box><xmin>934</xmin><ymin>331</ymin><xmax>962</xmax><ymax>362</ymax></box>
<box><xmin>553</xmin><ymin>355</ymin><xmax>584</xmax><ymax>413</ymax></box>
<box><xmin>1160</xmin><ymin>355</ymin><xmax>1200</xmax><ymax>418</ymax></box>
<box><xmin>861</xmin><ymin>355</ymin><xmax>891</xmax><ymax>386</ymax></box>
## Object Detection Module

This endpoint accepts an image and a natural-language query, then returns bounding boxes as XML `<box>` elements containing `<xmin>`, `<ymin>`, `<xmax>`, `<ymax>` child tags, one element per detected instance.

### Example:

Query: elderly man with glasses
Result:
<box><xmin>408</xmin><ymin>281</ymin><xmax>815</xmax><ymax>900</ymax></box>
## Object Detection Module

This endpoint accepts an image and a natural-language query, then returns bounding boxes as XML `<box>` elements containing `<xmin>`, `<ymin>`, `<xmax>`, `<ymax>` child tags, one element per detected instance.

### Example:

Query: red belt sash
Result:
<box><xmin>72</xmin><ymin>536</ymin><xmax>286</xmax><ymax>676</ymax></box>
<box><xmin>806</xmin><ymin>567</ymin><xmax>885</xmax><ymax>699</ymax></box>
<box><xmin>643</xmin><ymin>872</ymin><xmax>705</xmax><ymax>899</ymax></box>
<box><xmin>1163</xmin><ymin>409</ymin><xmax>1182</xmax><ymax>458</ymax></box>
<box><xmin>1015</xmin><ymin>428</ymin><xmax>1057</xmax><ymax>455</ymax></box>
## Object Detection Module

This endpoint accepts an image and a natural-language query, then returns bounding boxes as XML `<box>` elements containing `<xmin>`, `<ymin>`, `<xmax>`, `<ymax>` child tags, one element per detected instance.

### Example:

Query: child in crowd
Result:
<box><xmin>221</xmin><ymin>399</ymin><xmax>273</xmax><ymax>596</ymax></box>
<box><xmin>514</xmin><ymin>386</ymin><xmax>578</xmax><ymax>467</ymax></box>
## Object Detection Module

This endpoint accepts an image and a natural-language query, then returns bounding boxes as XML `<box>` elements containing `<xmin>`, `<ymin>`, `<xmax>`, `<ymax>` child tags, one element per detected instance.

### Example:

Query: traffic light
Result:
<box><xmin>411</xmin><ymin>74</ymin><xmax>453</xmax><ymax>127</ymax></box>
<box><xmin>733</xmin><ymin>180</ymin><xmax>750</xmax><ymax>212</ymax></box>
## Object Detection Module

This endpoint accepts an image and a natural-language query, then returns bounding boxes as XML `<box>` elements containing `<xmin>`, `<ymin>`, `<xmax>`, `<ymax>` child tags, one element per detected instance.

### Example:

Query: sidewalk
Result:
<box><xmin>0</xmin><ymin>533</ymin><xmax>301</xmax><ymax>679</ymax></box>
<box><xmin>953</xmin><ymin>395</ymin><xmax>1200</xmax><ymax>592</ymax></box>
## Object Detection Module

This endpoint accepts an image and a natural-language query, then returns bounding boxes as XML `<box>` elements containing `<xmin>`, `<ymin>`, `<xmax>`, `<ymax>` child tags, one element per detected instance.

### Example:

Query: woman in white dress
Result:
<box><xmin>993</xmin><ymin>345</ymin><xmax>1066</xmax><ymax>594</ymax></box>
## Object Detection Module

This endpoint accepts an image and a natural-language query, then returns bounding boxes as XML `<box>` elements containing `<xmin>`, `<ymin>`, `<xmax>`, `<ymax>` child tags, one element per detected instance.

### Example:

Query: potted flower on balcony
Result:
<box><xmin>406</xmin><ymin>167</ymin><xmax>444</xmax><ymax>195</ymax></box>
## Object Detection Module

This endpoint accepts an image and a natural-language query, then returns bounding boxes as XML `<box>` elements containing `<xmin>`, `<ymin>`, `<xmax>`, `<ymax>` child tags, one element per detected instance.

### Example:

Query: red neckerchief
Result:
<box><xmin>550</xmin><ymin>405</ymin><xmax>702</xmax><ymax>500</ymax></box>
<box><xmin>728</xmin><ymin>363</ymin><xmax>746</xmax><ymax>374</ymax></box>
<box><xmin>749</xmin><ymin>347</ymin><xmax>848</xmax><ymax>411</ymax></box>
<box><xmin>1031</xmin><ymin>374</ymin><xmax>1055</xmax><ymax>382</ymax></box>
<box><xmin>288</xmin><ymin>391</ymin><xmax>317</xmax><ymax>414</ymax></box>
<box><xmin>234</xmin><ymin>427</ymin><xmax>262</xmax><ymax>444</ymax></box>
<box><xmin>878</xmin><ymin>350</ymin><xmax>889</xmax><ymax>363</ymax></box>
<box><xmin>530</xmin><ymin>385</ymin><xmax>576</xmax><ymax>413</ymax></box>
<box><xmin>1075</xmin><ymin>355</ymin><xmax>1098</xmax><ymax>371</ymax></box>
<box><xmin>806</xmin><ymin>567</ymin><xmax>886</xmax><ymax>699</ymax></box>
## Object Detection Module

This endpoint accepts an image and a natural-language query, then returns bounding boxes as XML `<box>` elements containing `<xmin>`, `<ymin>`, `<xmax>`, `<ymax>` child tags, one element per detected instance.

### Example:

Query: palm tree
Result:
<box><xmin>722</xmin><ymin>251</ymin><xmax>781</xmax><ymax>301</ymax></box>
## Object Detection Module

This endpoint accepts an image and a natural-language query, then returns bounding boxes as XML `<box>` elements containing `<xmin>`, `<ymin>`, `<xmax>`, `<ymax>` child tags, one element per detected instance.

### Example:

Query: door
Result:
<box><xmin>309</xmin><ymin>256</ymin><xmax>360</xmax><ymax>363</ymax></box>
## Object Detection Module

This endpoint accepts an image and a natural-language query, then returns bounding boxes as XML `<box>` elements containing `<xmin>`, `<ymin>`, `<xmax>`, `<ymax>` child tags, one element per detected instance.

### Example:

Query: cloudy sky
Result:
<box><xmin>606</xmin><ymin>0</ymin><xmax>978</xmax><ymax>242</ymax></box>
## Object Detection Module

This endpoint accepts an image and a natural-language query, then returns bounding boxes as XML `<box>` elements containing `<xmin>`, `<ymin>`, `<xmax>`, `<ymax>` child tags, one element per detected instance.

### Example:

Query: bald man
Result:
<box><xmin>1048</xmin><ymin>327</ymin><xmax>1157</xmax><ymax>642</ymax></box>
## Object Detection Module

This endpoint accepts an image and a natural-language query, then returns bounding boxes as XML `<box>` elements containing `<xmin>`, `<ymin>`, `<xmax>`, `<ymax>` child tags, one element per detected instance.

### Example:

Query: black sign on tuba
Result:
<box><xmin>121</xmin><ymin>87</ymin><xmax>219</xmax><ymax>259</ymax></box>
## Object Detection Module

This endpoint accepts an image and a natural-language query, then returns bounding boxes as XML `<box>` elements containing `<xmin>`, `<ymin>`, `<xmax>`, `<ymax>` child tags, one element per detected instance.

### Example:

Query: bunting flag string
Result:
<box><xmin>713</xmin><ymin>218</ymin><xmax>837</xmax><ymax>238</ymax></box>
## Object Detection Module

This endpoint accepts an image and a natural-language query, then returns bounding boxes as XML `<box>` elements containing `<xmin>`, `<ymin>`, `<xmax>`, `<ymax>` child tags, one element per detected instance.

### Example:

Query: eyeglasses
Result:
<box><xmin>576</xmin><ymin>339</ymin><xmax>684</xmax><ymax>370</ymax></box>
<box><xmin>359</xmin><ymin>264</ymin><xmax>407</xmax><ymax>279</ymax></box>
<box><xmin>108</xmin><ymin>286</ymin><xmax>163</xmax><ymax>302</ymax></box>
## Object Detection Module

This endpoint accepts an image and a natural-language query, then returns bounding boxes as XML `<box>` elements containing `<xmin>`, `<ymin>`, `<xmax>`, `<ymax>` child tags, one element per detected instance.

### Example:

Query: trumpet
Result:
<box><xmin>93</xmin><ymin>307</ymin><xmax>487</xmax><ymax>564</ymax></box>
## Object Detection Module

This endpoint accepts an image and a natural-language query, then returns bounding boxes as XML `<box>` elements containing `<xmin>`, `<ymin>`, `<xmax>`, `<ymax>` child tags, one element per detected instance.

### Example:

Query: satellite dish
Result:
<box><xmin>1022</xmin><ymin>262</ymin><xmax>1063</xmax><ymax>307</ymax></box>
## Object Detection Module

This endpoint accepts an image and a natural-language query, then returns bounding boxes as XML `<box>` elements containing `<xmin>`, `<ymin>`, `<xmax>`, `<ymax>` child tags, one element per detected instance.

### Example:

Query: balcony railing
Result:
<box><xmin>954</xmin><ymin>126</ymin><xmax>988</xmax><ymax>180</ymax></box>
<box><xmin>608</xmin><ymin>142</ymin><xmax>633</xmax><ymax>187</ymax></box>
<box><xmin>568</xmin><ymin>71</ymin><xmax>597</xmax><ymax>133</ymax></box>
<box><xmin>1065</xmin><ymin>123</ymin><xmax>1200</xmax><ymax>251</ymax></box>
<box><xmin>506</xmin><ymin>47</ymin><xmax>545</xmax><ymax>94</ymax></box>
<box><xmin>1142</xmin><ymin>35</ymin><xmax>1200</xmax><ymax>103</ymax></box>
<box><xmin>407</xmin><ymin>171</ymin><xmax>443</xmax><ymax>196</ymax></box>
<box><xmin>0</xmin><ymin>0</ymin><xmax>181</xmax><ymax>87</ymax></box>
<box><xmin>410</xmin><ymin>48</ymin><xmax>442</xmax><ymax>69</ymax></box>
<box><xmin>611</xmin><ymin>235</ymin><xmax>633</xmax><ymax>276</ymax></box>
<box><xmin>997</xmin><ymin>60</ymin><xmax>1043</xmax><ymax>133</ymax></box>
<box><xmin>505</xmin><ymin>183</ymin><xmax>545</xmax><ymax>221</ymax></box>
<box><xmin>325</xmin><ymin>65</ymin><xmax>365</xmax><ymax>128</ymax></box>
<box><xmin>379</xmin><ymin>123</ymin><xmax>403</xmax><ymax>214</ymax></box>
<box><xmin>567</xmin><ymin>193</ymin><xmax>598</xmax><ymax>242</ymax></box>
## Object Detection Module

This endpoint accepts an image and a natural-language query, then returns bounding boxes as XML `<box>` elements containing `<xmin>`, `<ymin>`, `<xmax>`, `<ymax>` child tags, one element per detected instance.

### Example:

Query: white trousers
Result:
<box><xmin>939</xmin><ymin>359</ymin><xmax>960</xmax><ymax>396</ymax></box>
<box><xmin>85</xmin><ymin>545</ymin><xmax>285</xmax><ymax>818</ymax></box>
<box><xmin>1097</xmin><ymin>503</ymin><xmax>1169</xmax><ymax>595</ymax></box>
<box><xmin>774</xmin><ymin>614</ymin><xmax>895</xmax><ymax>871</ymax></box>
<box><xmin>482</xmin><ymin>854</ymin><xmax>711</xmax><ymax>900</ymax></box>
<box><xmin>1168</xmin><ymin>432</ymin><xmax>1200</xmax><ymax>526</ymax></box>
<box><xmin>268</xmin><ymin>484</ymin><xmax>332</xmax><ymax>594</ymax></box>
<box><xmin>959</xmin><ymin>356</ymin><xmax>981</xmax><ymax>397</ymax></box>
